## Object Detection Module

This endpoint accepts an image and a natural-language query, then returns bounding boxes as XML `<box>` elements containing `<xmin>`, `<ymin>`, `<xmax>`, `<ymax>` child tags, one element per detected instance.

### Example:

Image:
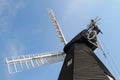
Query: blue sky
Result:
<box><xmin>0</xmin><ymin>0</ymin><xmax>120</xmax><ymax>80</ymax></box>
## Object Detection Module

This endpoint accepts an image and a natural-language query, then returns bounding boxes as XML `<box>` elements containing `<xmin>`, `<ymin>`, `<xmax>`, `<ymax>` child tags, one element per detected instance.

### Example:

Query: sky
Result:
<box><xmin>0</xmin><ymin>0</ymin><xmax>120</xmax><ymax>80</ymax></box>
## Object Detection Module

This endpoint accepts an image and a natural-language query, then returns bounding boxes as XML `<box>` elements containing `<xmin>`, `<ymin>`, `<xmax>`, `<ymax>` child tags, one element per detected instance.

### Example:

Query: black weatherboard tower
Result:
<box><xmin>5</xmin><ymin>9</ymin><xmax>115</xmax><ymax>80</ymax></box>
<box><xmin>58</xmin><ymin>19</ymin><xmax>115</xmax><ymax>80</ymax></box>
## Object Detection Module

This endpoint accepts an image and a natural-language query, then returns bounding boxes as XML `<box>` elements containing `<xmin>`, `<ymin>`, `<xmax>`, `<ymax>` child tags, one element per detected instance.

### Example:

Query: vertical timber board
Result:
<box><xmin>73</xmin><ymin>43</ymin><xmax>109</xmax><ymax>80</ymax></box>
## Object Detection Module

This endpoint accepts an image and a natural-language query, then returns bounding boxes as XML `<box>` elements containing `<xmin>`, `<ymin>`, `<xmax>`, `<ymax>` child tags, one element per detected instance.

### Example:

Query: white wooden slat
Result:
<box><xmin>12</xmin><ymin>57</ymin><xmax>17</xmax><ymax>73</ymax></box>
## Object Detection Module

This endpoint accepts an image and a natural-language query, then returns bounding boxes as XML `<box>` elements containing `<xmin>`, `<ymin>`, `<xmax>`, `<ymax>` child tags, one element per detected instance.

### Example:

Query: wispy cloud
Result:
<box><xmin>0</xmin><ymin>0</ymin><xmax>27</xmax><ymax>35</ymax></box>
<box><xmin>0</xmin><ymin>0</ymin><xmax>26</xmax><ymax>16</ymax></box>
<box><xmin>0</xmin><ymin>17</ymin><xmax>9</xmax><ymax>35</ymax></box>
<box><xmin>5</xmin><ymin>39</ymin><xmax>26</xmax><ymax>56</ymax></box>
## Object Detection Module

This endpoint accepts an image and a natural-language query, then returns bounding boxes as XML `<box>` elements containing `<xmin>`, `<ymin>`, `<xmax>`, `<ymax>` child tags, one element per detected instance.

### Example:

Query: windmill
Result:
<box><xmin>5</xmin><ymin>9</ymin><xmax>115</xmax><ymax>80</ymax></box>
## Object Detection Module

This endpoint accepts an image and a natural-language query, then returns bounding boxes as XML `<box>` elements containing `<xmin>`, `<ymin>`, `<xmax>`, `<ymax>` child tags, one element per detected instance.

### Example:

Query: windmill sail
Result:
<box><xmin>49</xmin><ymin>9</ymin><xmax>67</xmax><ymax>45</ymax></box>
<box><xmin>5</xmin><ymin>51</ymin><xmax>65</xmax><ymax>74</ymax></box>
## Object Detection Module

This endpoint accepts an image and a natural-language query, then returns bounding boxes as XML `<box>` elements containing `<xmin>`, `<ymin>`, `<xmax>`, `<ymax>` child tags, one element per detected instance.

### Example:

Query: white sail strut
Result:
<box><xmin>49</xmin><ymin>9</ymin><xmax>67</xmax><ymax>45</ymax></box>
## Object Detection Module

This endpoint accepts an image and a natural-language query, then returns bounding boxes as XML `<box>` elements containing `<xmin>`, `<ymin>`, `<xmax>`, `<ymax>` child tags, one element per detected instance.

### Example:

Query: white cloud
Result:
<box><xmin>0</xmin><ymin>0</ymin><xmax>27</xmax><ymax>35</ymax></box>
<box><xmin>6</xmin><ymin>39</ymin><xmax>26</xmax><ymax>56</ymax></box>
<box><xmin>0</xmin><ymin>0</ymin><xmax>8</xmax><ymax>15</ymax></box>
<box><xmin>0</xmin><ymin>0</ymin><xmax>26</xmax><ymax>16</ymax></box>
<box><xmin>0</xmin><ymin>17</ymin><xmax>9</xmax><ymax>35</ymax></box>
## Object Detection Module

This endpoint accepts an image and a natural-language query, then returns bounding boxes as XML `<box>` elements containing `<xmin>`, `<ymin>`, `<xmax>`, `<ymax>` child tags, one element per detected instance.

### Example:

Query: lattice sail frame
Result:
<box><xmin>49</xmin><ymin>9</ymin><xmax>67</xmax><ymax>45</ymax></box>
<box><xmin>5</xmin><ymin>51</ymin><xmax>65</xmax><ymax>74</ymax></box>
